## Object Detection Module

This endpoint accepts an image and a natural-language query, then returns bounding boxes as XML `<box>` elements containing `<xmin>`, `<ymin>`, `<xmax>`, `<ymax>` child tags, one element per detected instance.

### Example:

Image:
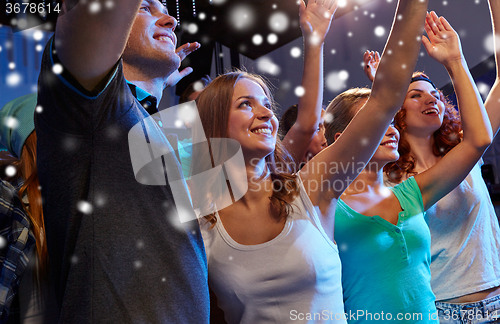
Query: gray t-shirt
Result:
<box><xmin>35</xmin><ymin>37</ymin><xmax>209</xmax><ymax>323</ymax></box>
<box><xmin>425</xmin><ymin>163</ymin><xmax>500</xmax><ymax>300</ymax></box>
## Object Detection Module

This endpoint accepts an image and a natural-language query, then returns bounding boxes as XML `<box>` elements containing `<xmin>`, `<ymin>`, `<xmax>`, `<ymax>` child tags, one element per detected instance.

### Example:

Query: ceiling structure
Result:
<box><xmin>1</xmin><ymin>0</ymin><xmax>377</xmax><ymax>95</ymax></box>
<box><xmin>170</xmin><ymin>0</ymin><xmax>377</xmax><ymax>95</ymax></box>
<box><xmin>169</xmin><ymin>0</ymin><xmax>495</xmax><ymax>100</ymax></box>
<box><xmin>171</xmin><ymin>0</ymin><xmax>376</xmax><ymax>60</ymax></box>
<box><xmin>0</xmin><ymin>0</ymin><xmax>495</xmax><ymax>101</ymax></box>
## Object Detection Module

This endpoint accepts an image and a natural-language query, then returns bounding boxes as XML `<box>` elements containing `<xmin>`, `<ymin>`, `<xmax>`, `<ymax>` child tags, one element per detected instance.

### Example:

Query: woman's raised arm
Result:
<box><xmin>301</xmin><ymin>0</ymin><xmax>429</xmax><ymax>203</ymax></box>
<box><xmin>415</xmin><ymin>12</ymin><xmax>493</xmax><ymax>210</ymax></box>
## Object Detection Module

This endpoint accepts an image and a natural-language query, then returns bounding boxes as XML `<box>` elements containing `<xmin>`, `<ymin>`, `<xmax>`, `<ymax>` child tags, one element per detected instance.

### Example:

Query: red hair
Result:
<box><xmin>384</xmin><ymin>72</ymin><xmax>462</xmax><ymax>182</ymax></box>
<box><xmin>12</xmin><ymin>132</ymin><xmax>48</xmax><ymax>293</ymax></box>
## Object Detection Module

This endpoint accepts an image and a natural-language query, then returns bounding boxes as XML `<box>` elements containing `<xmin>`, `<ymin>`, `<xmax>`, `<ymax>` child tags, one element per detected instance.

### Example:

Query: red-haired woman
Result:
<box><xmin>0</xmin><ymin>93</ymin><xmax>57</xmax><ymax>323</ymax></box>
<box><xmin>365</xmin><ymin>10</ymin><xmax>500</xmax><ymax>323</ymax></box>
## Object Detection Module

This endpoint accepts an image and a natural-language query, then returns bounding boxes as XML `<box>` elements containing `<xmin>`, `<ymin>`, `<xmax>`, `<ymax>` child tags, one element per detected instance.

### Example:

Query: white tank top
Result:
<box><xmin>200</xmin><ymin>179</ymin><xmax>346</xmax><ymax>324</ymax></box>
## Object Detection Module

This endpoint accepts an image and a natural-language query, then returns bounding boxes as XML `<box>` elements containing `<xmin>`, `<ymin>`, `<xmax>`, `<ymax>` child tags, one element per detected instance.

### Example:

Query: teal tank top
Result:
<box><xmin>335</xmin><ymin>177</ymin><xmax>438</xmax><ymax>323</ymax></box>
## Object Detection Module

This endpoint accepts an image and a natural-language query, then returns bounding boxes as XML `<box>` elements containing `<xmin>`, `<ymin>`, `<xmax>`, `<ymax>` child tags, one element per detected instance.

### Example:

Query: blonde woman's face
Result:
<box><xmin>228</xmin><ymin>78</ymin><xmax>279</xmax><ymax>160</ymax></box>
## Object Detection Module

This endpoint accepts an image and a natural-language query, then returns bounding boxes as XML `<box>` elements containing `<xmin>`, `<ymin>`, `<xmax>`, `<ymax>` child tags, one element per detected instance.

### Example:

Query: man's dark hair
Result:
<box><xmin>179</xmin><ymin>76</ymin><xmax>212</xmax><ymax>104</ymax></box>
<box><xmin>278</xmin><ymin>104</ymin><xmax>298</xmax><ymax>140</ymax></box>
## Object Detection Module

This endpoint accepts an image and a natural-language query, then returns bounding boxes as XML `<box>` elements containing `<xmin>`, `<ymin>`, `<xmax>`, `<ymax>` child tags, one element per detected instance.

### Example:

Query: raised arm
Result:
<box><xmin>363</xmin><ymin>50</ymin><xmax>380</xmax><ymax>83</ymax></box>
<box><xmin>301</xmin><ymin>0</ymin><xmax>428</xmax><ymax>202</ymax></box>
<box><xmin>415</xmin><ymin>12</ymin><xmax>493</xmax><ymax>210</ymax></box>
<box><xmin>55</xmin><ymin>0</ymin><xmax>143</xmax><ymax>90</ymax></box>
<box><xmin>282</xmin><ymin>0</ymin><xmax>337</xmax><ymax>168</ymax></box>
<box><xmin>485</xmin><ymin>0</ymin><xmax>500</xmax><ymax>136</ymax></box>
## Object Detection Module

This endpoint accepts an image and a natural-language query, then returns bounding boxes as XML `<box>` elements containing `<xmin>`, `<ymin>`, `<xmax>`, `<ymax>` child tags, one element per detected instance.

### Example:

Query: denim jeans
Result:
<box><xmin>435</xmin><ymin>294</ymin><xmax>500</xmax><ymax>324</ymax></box>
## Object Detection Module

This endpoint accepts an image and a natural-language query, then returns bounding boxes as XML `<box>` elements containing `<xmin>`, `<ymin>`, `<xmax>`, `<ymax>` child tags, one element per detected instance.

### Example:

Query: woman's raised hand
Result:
<box><xmin>422</xmin><ymin>11</ymin><xmax>463</xmax><ymax>67</ymax></box>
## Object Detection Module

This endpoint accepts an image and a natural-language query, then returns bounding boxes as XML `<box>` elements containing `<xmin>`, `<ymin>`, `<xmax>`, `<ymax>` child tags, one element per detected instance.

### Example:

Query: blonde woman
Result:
<box><xmin>194</xmin><ymin>0</ymin><xmax>429</xmax><ymax>322</ymax></box>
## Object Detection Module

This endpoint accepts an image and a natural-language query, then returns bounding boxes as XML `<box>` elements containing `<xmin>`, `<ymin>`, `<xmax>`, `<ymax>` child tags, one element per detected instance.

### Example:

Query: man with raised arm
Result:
<box><xmin>34</xmin><ymin>0</ymin><xmax>209</xmax><ymax>322</ymax></box>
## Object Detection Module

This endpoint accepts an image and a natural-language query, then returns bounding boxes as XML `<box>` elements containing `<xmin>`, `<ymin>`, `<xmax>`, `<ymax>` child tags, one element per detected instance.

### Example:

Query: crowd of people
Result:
<box><xmin>0</xmin><ymin>0</ymin><xmax>499</xmax><ymax>323</ymax></box>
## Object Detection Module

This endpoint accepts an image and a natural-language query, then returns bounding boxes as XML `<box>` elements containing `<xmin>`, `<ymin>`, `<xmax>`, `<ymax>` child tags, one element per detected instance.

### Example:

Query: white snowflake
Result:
<box><xmin>294</xmin><ymin>86</ymin><xmax>305</xmax><ymax>97</ymax></box>
<box><xmin>483</xmin><ymin>34</ymin><xmax>500</xmax><ymax>54</ymax></box>
<box><xmin>89</xmin><ymin>2</ymin><xmax>101</xmax><ymax>14</ymax></box>
<box><xmin>477</xmin><ymin>82</ymin><xmax>491</xmax><ymax>98</ymax></box>
<box><xmin>4</xmin><ymin>116</ymin><xmax>19</xmax><ymax>129</ymax></box>
<box><xmin>268</xmin><ymin>12</ymin><xmax>289</xmax><ymax>33</ymax></box>
<box><xmin>178</xmin><ymin>103</ymin><xmax>198</xmax><ymax>125</ymax></box>
<box><xmin>95</xmin><ymin>194</ymin><xmax>106</xmax><ymax>207</ymax></box>
<box><xmin>267</xmin><ymin>33</ymin><xmax>278</xmax><ymax>45</ymax></box>
<box><xmin>229</xmin><ymin>5</ymin><xmax>254</xmax><ymax>31</ymax></box>
<box><xmin>290</xmin><ymin>47</ymin><xmax>301</xmax><ymax>58</ymax></box>
<box><xmin>252</xmin><ymin>34</ymin><xmax>263</xmax><ymax>46</ymax></box>
<box><xmin>17</xmin><ymin>19</ymin><xmax>27</xmax><ymax>29</ymax></box>
<box><xmin>77</xmin><ymin>201</ymin><xmax>93</xmax><ymax>214</ymax></box>
<box><xmin>33</xmin><ymin>30</ymin><xmax>43</xmax><ymax>41</ymax></box>
<box><xmin>326</xmin><ymin>71</ymin><xmax>348</xmax><ymax>92</ymax></box>
<box><xmin>187</xmin><ymin>23</ymin><xmax>198</xmax><ymax>34</ymax></box>
<box><xmin>52</xmin><ymin>63</ymin><xmax>63</xmax><ymax>75</ymax></box>
<box><xmin>5</xmin><ymin>166</ymin><xmax>16</xmax><ymax>177</ymax></box>
<box><xmin>338</xmin><ymin>70</ymin><xmax>349</xmax><ymax>81</ymax></box>
<box><xmin>324</xmin><ymin>112</ymin><xmax>334</xmax><ymax>124</ymax></box>
<box><xmin>374</xmin><ymin>26</ymin><xmax>385</xmax><ymax>37</ymax></box>
<box><xmin>192</xmin><ymin>81</ymin><xmax>204</xmax><ymax>92</ymax></box>
<box><xmin>257</xmin><ymin>57</ymin><xmax>281</xmax><ymax>76</ymax></box>
<box><xmin>63</xmin><ymin>137</ymin><xmax>77</xmax><ymax>151</ymax></box>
